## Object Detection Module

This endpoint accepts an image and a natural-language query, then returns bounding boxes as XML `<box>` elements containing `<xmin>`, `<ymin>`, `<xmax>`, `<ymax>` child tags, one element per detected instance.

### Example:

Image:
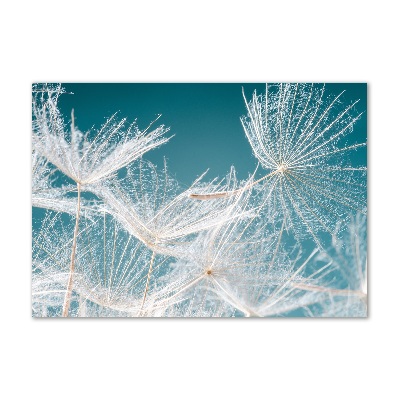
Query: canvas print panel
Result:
<box><xmin>32</xmin><ymin>83</ymin><xmax>367</xmax><ymax>317</ymax></box>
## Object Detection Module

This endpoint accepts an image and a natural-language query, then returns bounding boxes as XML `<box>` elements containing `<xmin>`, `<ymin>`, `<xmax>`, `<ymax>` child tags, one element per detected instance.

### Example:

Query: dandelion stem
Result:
<box><xmin>189</xmin><ymin>170</ymin><xmax>277</xmax><ymax>200</ymax></box>
<box><xmin>139</xmin><ymin>249</ymin><xmax>156</xmax><ymax>316</ymax></box>
<box><xmin>62</xmin><ymin>182</ymin><xmax>81</xmax><ymax>317</ymax></box>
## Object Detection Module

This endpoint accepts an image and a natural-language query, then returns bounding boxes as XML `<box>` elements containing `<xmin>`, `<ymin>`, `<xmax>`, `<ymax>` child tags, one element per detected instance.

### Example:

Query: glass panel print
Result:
<box><xmin>32</xmin><ymin>83</ymin><xmax>367</xmax><ymax>317</ymax></box>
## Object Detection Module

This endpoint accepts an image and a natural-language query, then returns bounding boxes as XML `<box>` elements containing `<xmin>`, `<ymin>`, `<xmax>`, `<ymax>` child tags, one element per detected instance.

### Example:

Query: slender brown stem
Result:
<box><xmin>189</xmin><ymin>170</ymin><xmax>277</xmax><ymax>200</ymax></box>
<box><xmin>138</xmin><ymin>249</ymin><xmax>156</xmax><ymax>316</ymax></box>
<box><xmin>62</xmin><ymin>182</ymin><xmax>81</xmax><ymax>317</ymax></box>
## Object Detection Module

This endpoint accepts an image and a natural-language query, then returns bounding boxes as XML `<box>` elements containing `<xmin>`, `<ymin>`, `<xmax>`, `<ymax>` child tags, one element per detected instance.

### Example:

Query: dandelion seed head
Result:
<box><xmin>242</xmin><ymin>83</ymin><xmax>367</xmax><ymax>243</ymax></box>
<box><xmin>276</xmin><ymin>163</ymin><xmax>288</xmax><ymax>174</ymax></box>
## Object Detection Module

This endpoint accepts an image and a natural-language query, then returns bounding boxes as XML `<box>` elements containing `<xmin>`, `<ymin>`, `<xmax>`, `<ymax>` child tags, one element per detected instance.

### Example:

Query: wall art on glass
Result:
<box><xmin>32</xmin><ymin>83</ymin><xmax>367</xmax><ymax>317</ymax></box>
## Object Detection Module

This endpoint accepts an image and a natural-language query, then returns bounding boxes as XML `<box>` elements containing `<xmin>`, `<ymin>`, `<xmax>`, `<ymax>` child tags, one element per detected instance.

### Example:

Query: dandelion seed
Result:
<box><xmin>32</xmin><ymin>211</ymin><xmax>173</xmax><ymax>317</ymax></box>
<box><xmin>242</xmin><ymin>84</ymin><xmax>367</xmax><ymax>242</ymax></box>
<box><xmin>191</xmin><ymin>84</ymin><xmax>367</xmax><ymax>246</ymax></box>
<box><xmin>32</xmin><ymin>84</ymin><xmax>171</xmax><ymax>316</ymax></box>
<box><xmin>96</xmin><ymin>161</ymin><xmax>253</xmax><ymax>257</ymax></box>
<box><xmin>151</xmin><ymin>211</ymin><xmax>324</xmax><ymax>317</ymax></box>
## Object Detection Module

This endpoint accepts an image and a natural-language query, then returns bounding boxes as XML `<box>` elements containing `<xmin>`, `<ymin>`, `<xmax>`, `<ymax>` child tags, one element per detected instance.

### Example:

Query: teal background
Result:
<box><xmin>54</xmin><ymin>83</ymin><xmax>367</xmax><ymax>188</ymax></box>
